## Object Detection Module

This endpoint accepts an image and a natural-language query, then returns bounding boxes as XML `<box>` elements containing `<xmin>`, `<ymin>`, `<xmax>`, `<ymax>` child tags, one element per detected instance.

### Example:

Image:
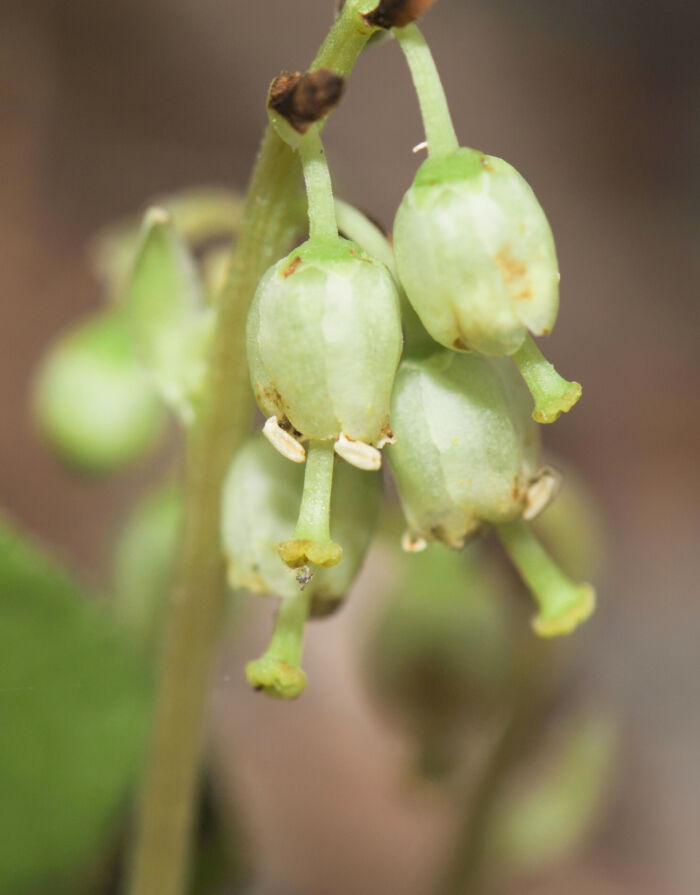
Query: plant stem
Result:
<box><xmin>511</xmin><ymin>334</ymin><xmax>582</xmax><ymax>424</ymax></box>
<box><xmin>126</xmin><ymin>5</ymin><xmax>377</xmax><ymax>892</ymax></box>
<box><xmin>300</xmin><ymin>128</ymin><xmax>339</xmax><ymax>243</ymax></box>
<box><xmin>496</xmin><ymin>517</ymin><xmax>595</xmax><ymax>638</ymax></box>
<box><xmin>394</xmin><ymin>23</ymin><xmax>459</xmax><ymax>159</ymax></box>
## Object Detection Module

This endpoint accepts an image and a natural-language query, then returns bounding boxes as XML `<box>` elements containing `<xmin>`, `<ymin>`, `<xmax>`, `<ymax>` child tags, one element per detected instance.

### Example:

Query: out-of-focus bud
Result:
<box><xmin>33</xmin><ymin>310</ymin><xmax>166</xmax><ymax>474</ymax></box>
<box><xmin>126</xmin><ymin>208</ymin><xmax>213</xmax><ymax>425</ymax></box>
<box><xmin>112</xmin><ymin>482</ymin><xmax>182</xmax><ymax>650</ymax></box>
<box><xmin>221</xmin><ymin>435</ymin><xmax>381</xmax><ymax>697</ymax></box>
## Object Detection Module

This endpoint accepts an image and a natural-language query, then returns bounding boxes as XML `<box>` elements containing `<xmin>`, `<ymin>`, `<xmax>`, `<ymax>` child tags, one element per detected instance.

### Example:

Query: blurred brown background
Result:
<box><xmin>2</xmin><ymin>1</ymin><xmax>699</xmax><ymax>893</ymax></box>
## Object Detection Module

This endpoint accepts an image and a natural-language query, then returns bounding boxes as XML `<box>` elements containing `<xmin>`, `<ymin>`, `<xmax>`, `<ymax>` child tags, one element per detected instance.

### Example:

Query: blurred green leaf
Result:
<box><xmin>0</xmin><ymin>516</ymin><xmax>151</xmax><ymax>893</ymax></box>
<box><xmin>32</xmin><ymin>309</ymin><xmax>166</xmax><ymax>474</ymax></box>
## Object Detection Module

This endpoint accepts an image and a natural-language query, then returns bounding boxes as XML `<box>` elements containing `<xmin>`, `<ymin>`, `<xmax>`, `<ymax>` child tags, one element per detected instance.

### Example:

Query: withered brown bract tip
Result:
<box><xmin>363</xmin><ymin>0</ymin><xmax>437</xmax><ymax>29</ymax></box>
<box><xmin>268</xmin><ymin>69</ymin><xmax>345</xmax><ymax>134</ymax></box>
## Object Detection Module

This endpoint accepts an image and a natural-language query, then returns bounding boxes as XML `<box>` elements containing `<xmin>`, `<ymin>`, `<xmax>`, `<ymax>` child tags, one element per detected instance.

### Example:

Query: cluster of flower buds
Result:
<box><xmin>239</xmin><ymin>4</ymin><xmax>595</xmax><ymax>696</ymax></box>
<box><xmin>32</xmin><ymin>0</ymin><xmax>598</xmax><ymax>702</ymax></box>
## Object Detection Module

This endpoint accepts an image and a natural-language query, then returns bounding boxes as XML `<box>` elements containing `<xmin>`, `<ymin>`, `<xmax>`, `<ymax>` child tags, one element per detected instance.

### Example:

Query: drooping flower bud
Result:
<box><xmin>391</xmin><ymin>23</ymin><xmax>581</xmax><ymax>423</ymax></box>
<box><xmin>221</xmin><ymin>435</ymin><xmax>381</xmax><ymax>697</ymax></box>
<box><xmin>247</xmin><ymin>122</ymin><xmax>402</xmax><ymax>573</ymax></box>
<box><xmin>394</xmin><ymin>148</ymin><xmax>559</xmax><ymax>357</ymax></box>
<box><xmin>248</xmin><ymin>237</ymin><xmax>402</xmax><ymax>450</ymax></box>
<box><xmin>33</xmin><ymin>310</ymin><xmax>166</xmax><ymax>474</ymax></box>
<box><xmin>386</xmin><ymin>349</ymin><xmax>595</xmax><ymax>636</ymax></box>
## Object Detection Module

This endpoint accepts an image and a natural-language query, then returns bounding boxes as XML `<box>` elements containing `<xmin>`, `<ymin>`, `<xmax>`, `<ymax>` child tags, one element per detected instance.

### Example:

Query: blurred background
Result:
<box><xmin>1</xmin><ymin>0</ymin><xmax>698</xmax><ymax>893</ymax></box>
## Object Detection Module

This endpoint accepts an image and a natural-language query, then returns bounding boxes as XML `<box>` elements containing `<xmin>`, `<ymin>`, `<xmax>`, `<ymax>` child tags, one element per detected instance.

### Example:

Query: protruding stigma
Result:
<box><xmin>278</xmin><ymin>440</ymin><xmax>343</xmax><ymax>571</ymax></box>
<box><xmin>495</xmin><ymin>517</ymin><xmax>595</xmax><ymax>637</ymax></box>
<box><xmin>245</xmin><ymin>589</ymin><xmax>311</xmax><ymax>699</ymax></box>
<box><xmin>512</xmin><ymin>335</ymin><xmax>582</xmax><ymax>424</ymax></box>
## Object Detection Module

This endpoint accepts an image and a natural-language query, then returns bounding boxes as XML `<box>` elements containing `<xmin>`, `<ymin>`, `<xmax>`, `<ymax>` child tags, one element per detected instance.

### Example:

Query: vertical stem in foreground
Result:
<box><xmin>126</xmin><ymin>128</ymin><xmax>301</xmax><ymax>895</ymax></box>
<box><xmin>126</xmin><ymin>5</ymin><xmax>377</xmax><ymax>894</ymax></box>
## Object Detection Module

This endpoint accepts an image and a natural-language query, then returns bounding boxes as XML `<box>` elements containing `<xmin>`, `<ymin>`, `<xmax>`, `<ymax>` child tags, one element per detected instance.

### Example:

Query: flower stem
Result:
<box><xmin>495</xmin><ymin>517</ymin><xmax>595</xmax><ymax>637</ymax></box>
<box><xmin>245</xmin><ymin>590</ymin><xmax>311</xmax><ymax>699</ymax></box>
<box><xmin>512</xmin><ymin>334</ymin><xmax>582</xmax><ymax>424</ymax></box>
<box><xmin>300</xmin><ymin>127</ymin><xmax>339</xmax><ymax>243</ymax></box>
<box><xmin>126</xmin><ymin>5</ymin><xmax>377</xmax><ymax>893</ymax></box>
<box><xmin>394</xmin><ymin>23</ymin><xmax>459</xmax><ymax>159</ymax></box>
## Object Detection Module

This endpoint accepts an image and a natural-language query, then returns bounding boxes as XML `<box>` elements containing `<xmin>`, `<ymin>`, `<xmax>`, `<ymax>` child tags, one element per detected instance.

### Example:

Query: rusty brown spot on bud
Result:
<box><xmin>282</xmin><ymin>256</ymin><xmax>302</xmax><ymax>278</ymax></box>
<box><xmin>363</xmin><ymin>0</ymin><xmax>437</xmax><ymax>29</ymax></box>
<box><xmin>268</xmin><ymin>69</ymin><xmax>345</xmax><ymax>134</ymax></box>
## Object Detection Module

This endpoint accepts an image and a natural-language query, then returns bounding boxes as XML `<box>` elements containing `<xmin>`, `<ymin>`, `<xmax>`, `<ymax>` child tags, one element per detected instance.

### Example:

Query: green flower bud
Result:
<box><xmin>247</xmin><ymin>237</ymin><xmax>402</xmax><ymax>449</ymax></box>
<box><xmin>387</xmin><ymin>350</ymin><xmax>541</xmax><ymax>547</ymax></box>
<box><xmin>386</xmin><ymin>349</ymin><xmax>595</xmax><ymax>636</ymax></box>
<box><xmin>112</xmin><ymin>482</ymin><xmax>182</xmax><ymax>650</ymax></box>
<box><xmin>394</xmin><ymin>148</ymin><xmax>559</xmax><ymax>357</ymax></box>
<box><xmin>247</xmin><ymin>235</ymin><xmax>401</xmax><ymax>571</ymax></box>
<box><xmin>126</xmin><ymin>208</ymin><xmax>213</xmax><ymax>425</ymax></box>
<box><xmin>221</xmin><ymin>434</ymin><xmax>381</xmax><ymax>697</ymax></box>
<box><xmin>33</xmin><ymin>310</ymin><xmax>166</xmax><ymax>474</ymax></box>
<box><xmin>392</xmin><ymin>24</ymin><xmax>581</xmax><ymax>423</ymax></box>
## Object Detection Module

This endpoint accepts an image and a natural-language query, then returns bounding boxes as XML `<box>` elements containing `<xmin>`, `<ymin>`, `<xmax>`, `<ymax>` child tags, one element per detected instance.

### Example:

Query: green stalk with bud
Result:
<box><xmin>391</xmin><ymin>22</ymin><xmax>582</xmax><ymax>423</ymax></box>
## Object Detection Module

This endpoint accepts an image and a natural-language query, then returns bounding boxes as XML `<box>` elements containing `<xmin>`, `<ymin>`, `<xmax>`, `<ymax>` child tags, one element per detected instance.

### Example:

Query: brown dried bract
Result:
<box><xmin>268</xmin><ymin>69</ymin><xmax>345</xmax><ymax>134</ymax></box>
<box><xmin>363</xmin><ymin>0</ymin><xmax>436</xmax><ymax>29</ymax></box>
